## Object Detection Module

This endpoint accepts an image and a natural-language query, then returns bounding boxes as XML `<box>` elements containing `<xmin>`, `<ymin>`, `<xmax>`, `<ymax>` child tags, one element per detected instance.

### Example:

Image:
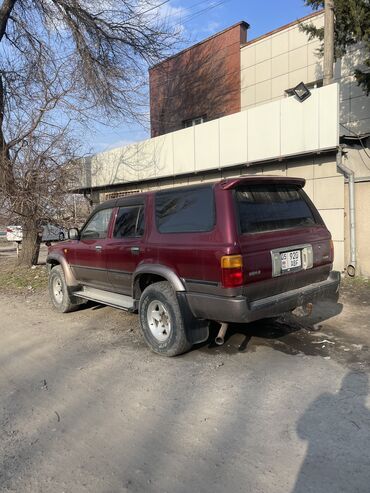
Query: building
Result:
<box><xmin>77</xmin><ymin>11</ymin><xmax>370</xmax><ymax>277</ymax></box>
<box><xmin>149</xmin><ymin>22</ymin><xmax>248</xmax><ymax>137</ymax></box>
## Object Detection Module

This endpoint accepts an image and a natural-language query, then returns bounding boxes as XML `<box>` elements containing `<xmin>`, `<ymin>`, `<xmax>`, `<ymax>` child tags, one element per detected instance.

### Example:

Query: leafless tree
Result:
<box><xmin>0</xmin><ymin>0</ymin><xmax>177</xmax><ymax>265</ymax></box>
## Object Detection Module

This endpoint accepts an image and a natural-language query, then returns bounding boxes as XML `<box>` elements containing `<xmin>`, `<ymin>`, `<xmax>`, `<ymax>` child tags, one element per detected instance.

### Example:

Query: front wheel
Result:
<box><xmin>139</xmin><ymin>281</ymin><xmax>192</xmax><ymax>357</ymax></box>
<box><xmin>49</xmin><ymin>265</ymin><xmax>79</xmax><ymax>313</ymax></box>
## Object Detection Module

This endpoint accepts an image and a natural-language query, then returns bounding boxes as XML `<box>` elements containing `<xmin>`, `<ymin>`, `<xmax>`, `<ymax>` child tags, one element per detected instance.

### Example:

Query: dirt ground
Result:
<box><xmin>0</xmin><ymin>242</ymin><xmax>370</xmax><ymax>492</ymax></box>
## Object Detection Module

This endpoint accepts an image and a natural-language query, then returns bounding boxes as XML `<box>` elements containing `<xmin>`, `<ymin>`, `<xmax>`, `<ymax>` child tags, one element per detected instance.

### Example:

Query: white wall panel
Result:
<box><xmin>319</xmin><ymin>84</ymin><xmax>340</xmax><ymax>149</ymax></box>
<box><xmin>194</xmin><ymin>120</ymin><xmax>220</xmax><ymax>171</ymax></box>
<box><xmin>173</xmin><ymin>127</ymin><xmax>195</xmax><ymax>175</ymax></box>
<box><xmin>86</xmin><ymin>84</ymin><xmax>339</xmax><ymax>189</ymax></box>
<box><xmin>247</xmin><ymin>100</ymin><xmax>281</xmax><ymax>161</ymax></box>
<box><xmin>155</xmin><ymin>133</ymin><xmax>174</xmax><ymax>178</ymax></box>
<box><xmin>319</xmin><ymin>209</ymin><xmax>344</xmax><ymax>241</ymax></box>
<box><xmin>314</xmin><ymin>176</ymin><xmax>344</xmax><ymax>209</ymax></box>
<box><xmin>281</xmin><ymin>90</ymin><xmax>319</xmax><ymax>155</ymax></box>
<box><xmin>121</xmin><ymin>144</ymin><xmax>140</xmax><ymax>183</ymax></box>
<box><xmin>255</xmin><ymin>39</ymin><xmax>271</xmax><ymax>63</ymax></box>
<box><xmin>136</xmin><ymin>139</ymin><xmax>156</xmax><ymax>181</ymax></box>
<box><xmin>241</xmin><ymin>44</ymin><xmax>255</xmax><ymax>68</ymax></box>
<box><xmin>219</xmin><ymin>111</ymin><xmax>248</xmax><ymax>167</ymax></box>
<box><xmin>332</xmin><ymin>241</ymin><xmax>344</xmax><ymax>273</ymax></box>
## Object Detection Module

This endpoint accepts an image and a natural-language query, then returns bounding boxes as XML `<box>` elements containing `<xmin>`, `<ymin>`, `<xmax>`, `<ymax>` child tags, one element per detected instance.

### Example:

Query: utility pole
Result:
<box><xmin>323</xmin><ymin>0</ymin><xmax>335</xmax><ymax>85</ymax></box>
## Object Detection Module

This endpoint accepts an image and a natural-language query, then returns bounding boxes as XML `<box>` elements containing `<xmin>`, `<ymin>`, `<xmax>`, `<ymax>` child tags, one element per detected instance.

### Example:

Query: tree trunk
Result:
<box><xmin>18</xmin><ymin>220</ymin><xmax>42</xmax><ymax>266</ymax></box>
<box><xmin>323</xmin><ymin>0</ymin><xmax>335</xmax><ymax>85</ymax></box>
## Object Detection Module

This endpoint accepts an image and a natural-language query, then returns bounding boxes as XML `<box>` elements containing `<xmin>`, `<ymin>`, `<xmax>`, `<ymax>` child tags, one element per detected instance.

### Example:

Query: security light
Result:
<box><xmin>293</xmin><ymin>82</ymin><xmax>311</xmax><ymax>102</ymax></box>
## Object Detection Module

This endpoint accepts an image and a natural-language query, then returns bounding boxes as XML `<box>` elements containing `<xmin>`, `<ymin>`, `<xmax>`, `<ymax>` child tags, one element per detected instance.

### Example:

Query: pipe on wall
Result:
<box><xmin>336</xmin><ymin>147</ymin><xmax>356</xmax><ymax>276</ymax></box>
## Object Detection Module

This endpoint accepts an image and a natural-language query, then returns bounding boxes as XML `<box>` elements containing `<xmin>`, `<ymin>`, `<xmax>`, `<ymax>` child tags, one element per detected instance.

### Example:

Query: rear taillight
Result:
<box><xmin>330</xmin><ymin>239</ymin><xmax>334</xmax><ymax>261</ymax></box>
<box><xmin>6</xmin><ymin>228</ymin><xmax>12</xmax><ymax>233</ymax></box>
<box><xmin>221</xmin><ymin>255</ymin><xmax>244</xmax><ymax>288</ymax></box>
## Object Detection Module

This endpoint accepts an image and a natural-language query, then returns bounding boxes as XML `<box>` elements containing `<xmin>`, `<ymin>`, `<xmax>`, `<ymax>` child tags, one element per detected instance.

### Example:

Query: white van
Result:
<box><xmin>6</xmin><ymin>224</ymin><xmax>66</xmax><ymax>243</ymax></box>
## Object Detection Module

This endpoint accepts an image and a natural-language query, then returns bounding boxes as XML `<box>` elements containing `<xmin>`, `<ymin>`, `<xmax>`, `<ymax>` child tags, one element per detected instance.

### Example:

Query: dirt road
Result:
<box><xmin>0</xmin><ymin>282</ymin><xmax>370</xmax><ymax>492</ymax></box>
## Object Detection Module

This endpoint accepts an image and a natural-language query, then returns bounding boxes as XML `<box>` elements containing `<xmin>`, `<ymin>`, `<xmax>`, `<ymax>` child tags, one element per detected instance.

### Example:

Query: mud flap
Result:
<box><xmin>176</xmin><ymin>292</ymin><xmax>209</xmax><ymax>344</ymax></box>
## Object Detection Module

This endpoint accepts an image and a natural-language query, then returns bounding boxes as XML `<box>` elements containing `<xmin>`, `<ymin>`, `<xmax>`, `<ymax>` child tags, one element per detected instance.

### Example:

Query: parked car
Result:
<box><xmin>6</xmin><ymin>225</ymin><xmax>23</xmax><ymax>242</ymax></box>
<box><xmin>47</xmin><ymin>176</ymin><xmax>340</xmax><ymax>356</ymax></box>
<box><xmin>7</xmin><ymin>224</ymin><xmax>67</xmax><ymax>243</ymax></box>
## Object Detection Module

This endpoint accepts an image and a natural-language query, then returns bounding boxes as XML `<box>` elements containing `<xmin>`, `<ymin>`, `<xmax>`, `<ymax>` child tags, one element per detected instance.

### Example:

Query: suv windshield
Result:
<box><xmin>235</xmin><ymin>184</ymin><xmax>317</xmax><ymax>234</ymax></box>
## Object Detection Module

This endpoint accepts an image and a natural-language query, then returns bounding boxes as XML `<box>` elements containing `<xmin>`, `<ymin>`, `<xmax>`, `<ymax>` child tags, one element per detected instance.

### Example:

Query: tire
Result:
<box><xmin>49</xmin><ymin>265</ymin><xmax>79</xmax><ymax>313</ymax></box>
<box><xmin>139</xmin><ymin>281</ymin><xmax>192</xmax><ymax>357</ymax></box>
<box><xmin>58</xmin><ymin>232</ymin><xmax>65</xmax><ymax>241</ymax></box>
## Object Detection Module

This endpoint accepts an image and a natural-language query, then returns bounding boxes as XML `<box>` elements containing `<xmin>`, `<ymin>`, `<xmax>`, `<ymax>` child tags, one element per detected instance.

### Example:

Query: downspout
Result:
<box><xmin>336</xmin><ymin>147</ymin><xmax>356</xmax><ymax>276</ymax></box>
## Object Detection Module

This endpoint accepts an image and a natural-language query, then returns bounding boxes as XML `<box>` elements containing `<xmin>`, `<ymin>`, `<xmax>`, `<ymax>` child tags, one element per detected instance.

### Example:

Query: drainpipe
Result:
<box><xmin>336</xmin><ymin>147</ymin><xmax>356</xmax><ymax>276</ymax></box>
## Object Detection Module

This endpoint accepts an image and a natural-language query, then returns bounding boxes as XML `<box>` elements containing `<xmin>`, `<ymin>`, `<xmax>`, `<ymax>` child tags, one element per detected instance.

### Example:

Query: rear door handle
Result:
<box><xmin>131</xmin><ymin>246</ymin><xmax>140</xmax><ymax>255</ymax></box>
<box><xmin>95</xmin><ymin>245</ymin><xmax>102</xmax><ymax>251</ymax></box>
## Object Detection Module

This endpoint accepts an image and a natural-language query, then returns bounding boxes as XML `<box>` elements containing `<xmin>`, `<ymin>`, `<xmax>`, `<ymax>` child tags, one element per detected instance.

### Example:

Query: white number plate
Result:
<box><xmin>281</xmin><ymin>250</ymin><xmax>302</xmax><ymax>271</ymax></box>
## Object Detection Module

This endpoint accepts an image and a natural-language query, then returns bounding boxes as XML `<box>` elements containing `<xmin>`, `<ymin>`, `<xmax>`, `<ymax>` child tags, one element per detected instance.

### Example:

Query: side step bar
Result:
<box><xmin>74</xmin><ymin>286</ymin><xmax>135</xmax><ymax>311</ymax></box>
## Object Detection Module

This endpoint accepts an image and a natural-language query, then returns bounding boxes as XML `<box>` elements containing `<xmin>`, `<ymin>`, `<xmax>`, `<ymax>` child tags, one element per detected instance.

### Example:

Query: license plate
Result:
<box><xmin>281</xmin><ymin>250</ymin><xmax>302</xmax><ymax>271</ymax></box>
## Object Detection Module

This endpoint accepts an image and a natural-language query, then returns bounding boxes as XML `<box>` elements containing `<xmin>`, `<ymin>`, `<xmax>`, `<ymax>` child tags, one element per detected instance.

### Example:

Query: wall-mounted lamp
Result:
<box><xmin>293</xmin><ymin>82</ymin><xmax>311</xmax><ymax>102</ymax></box>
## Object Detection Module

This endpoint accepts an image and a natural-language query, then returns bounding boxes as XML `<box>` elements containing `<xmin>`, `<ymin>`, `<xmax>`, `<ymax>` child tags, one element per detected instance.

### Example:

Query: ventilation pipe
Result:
<box><xmin>336</xmin><ymin>147</ymin><xmax>356</xmax><ymax>276</ymax></box>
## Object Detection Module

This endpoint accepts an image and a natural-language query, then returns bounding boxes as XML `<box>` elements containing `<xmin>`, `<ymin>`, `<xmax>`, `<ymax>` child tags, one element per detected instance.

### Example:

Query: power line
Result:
<box><xmin>126</xmin><ymin>0</ymin><xmax>230</xmax><ymax>24</ymax></box>
<box><xmin>180</xmin><ymin>0</ymin><xmax>231</xmax><ymax>24</ymax></box>
<box><xmin>124</xmin><ymin>0</ymin><xmax>171</xmax><ymax>22</ymax></box>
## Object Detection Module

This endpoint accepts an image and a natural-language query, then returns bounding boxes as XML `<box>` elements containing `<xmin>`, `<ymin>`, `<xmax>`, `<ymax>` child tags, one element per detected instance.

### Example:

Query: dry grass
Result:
<box><xmin>0</xmin><ymin>258</ymin><xmax>48</xmax><ymax>294</ymax></box>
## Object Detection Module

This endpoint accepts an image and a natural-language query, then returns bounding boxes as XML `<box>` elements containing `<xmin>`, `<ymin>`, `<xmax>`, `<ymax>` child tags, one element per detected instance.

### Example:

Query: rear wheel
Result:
<box><xmin>139</xmin><ymin>281</ymin><xmax>192</xmax><ymax>356</ymax></box>
<box><xmin>49</xmin><ymin>265</ymin><xmax>79</xmax><ymax>313</ymax></box>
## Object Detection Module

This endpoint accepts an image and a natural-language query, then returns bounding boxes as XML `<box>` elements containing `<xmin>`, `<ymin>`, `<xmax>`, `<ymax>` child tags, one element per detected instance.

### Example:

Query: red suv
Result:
<box><xmin>47</xmin><ymin>176</ymin><xmax>340</xmax><ymax>356</ymax></box>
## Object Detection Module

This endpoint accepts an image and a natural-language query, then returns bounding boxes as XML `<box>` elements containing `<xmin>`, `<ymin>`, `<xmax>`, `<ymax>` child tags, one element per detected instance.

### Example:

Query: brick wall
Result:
<box><xmin>149</xmin><ymin>22</ymin><xmax>248</xmax><ymax>137</ymax></box>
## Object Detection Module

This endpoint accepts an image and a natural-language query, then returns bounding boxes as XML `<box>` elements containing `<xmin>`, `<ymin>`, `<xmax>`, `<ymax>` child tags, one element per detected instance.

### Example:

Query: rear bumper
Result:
<box><xmin>185</xmin><ymin>271</ymin><xmax>341</xmax><ymax>323</ymax></box>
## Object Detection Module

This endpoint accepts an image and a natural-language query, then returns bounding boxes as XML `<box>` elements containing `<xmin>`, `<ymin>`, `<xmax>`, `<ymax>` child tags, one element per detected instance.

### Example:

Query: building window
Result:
<box><xmin>183</xmin><ymin>116</ymin><xmax>206</xmax><ymax>128</ymax></box>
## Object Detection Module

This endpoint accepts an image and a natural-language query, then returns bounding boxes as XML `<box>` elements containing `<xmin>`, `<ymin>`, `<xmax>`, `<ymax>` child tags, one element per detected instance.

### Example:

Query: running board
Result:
<box><xmin>74</xmin><ymin>287</ymin><xmax>135</xmax><ymax>311</ymax></box>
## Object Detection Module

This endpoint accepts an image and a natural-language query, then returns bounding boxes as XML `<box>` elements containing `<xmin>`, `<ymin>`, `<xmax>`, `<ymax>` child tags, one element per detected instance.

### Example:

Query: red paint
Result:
<box><xmin>50</xmin><ymin>177</ymin><xmax>333</xmax><ymax>296</ymax></box>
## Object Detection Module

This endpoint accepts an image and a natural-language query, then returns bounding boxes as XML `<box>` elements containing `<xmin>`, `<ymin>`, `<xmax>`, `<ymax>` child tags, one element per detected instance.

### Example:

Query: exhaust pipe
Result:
<box><xmin>215</xmin><ymin>322</ymin><xmax>228</xmax><ymax>346</ymax></box>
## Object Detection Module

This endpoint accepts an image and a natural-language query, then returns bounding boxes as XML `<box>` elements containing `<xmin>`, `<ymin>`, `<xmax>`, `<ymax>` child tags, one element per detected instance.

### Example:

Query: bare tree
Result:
<box><xmin>0</xmin><ymin>0</ymin><xmax>177</xmax><ymax>265</ymax></box>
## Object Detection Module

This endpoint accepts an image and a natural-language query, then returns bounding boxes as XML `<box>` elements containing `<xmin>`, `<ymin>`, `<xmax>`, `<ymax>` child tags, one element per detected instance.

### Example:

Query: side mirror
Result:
<box><xmin>68</xmin><ymin>228</ymin><xmax>80</xmax><ymax>240</ymax></box>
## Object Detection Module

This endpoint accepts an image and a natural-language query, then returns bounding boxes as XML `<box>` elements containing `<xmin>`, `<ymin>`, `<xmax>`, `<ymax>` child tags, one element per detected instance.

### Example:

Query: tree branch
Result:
<box><xmin>0</xmin><ymin>0</ymin><xmax>16</xmax><ymax>42</ymax></box>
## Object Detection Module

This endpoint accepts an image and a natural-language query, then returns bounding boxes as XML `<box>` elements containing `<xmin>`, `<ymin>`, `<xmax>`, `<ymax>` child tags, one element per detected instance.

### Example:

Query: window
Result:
<box><xmin>183</xmin><ymin>115</ymin><xmax>206</xmax><ymax>128</ymax></box>
<box><xmin>113</xmin><ymin>206</ymin><xmax>144</xmax><ymax>238</ymax></box>
<box><xmin>235</xmin><ymin>185</ymin><xmax>317</xmax><ymax>234</ymax></box>
<box><xmin>155</xmin><ymin>187</ymin><xmax>215</xmax><ymax>233</ymax></box>
<box><xmin>81</xmin><ymin>208</ymin><xmax>113</xmax><ymax>240</ymax></box>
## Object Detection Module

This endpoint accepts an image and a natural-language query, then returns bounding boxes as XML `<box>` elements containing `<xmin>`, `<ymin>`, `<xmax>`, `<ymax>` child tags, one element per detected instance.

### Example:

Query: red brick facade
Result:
<box><xmin>149</xmin><ymin>22</ymin><xmax>248</xmax><ymax>138</ymax></box>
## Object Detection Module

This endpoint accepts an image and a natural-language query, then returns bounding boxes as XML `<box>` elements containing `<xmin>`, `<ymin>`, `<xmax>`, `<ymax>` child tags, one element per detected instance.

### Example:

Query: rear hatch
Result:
<box><xmin>233</xmin><ymin>180</ymin><xmax>333</xmax><ymax>301</ymax></box>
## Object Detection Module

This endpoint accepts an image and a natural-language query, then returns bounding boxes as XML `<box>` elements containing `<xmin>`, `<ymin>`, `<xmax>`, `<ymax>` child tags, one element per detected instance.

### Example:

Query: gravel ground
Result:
<box><xmin>0</xmin><ymin>243</ymin><xmax>369</xmax><ymax>493</ymax></box>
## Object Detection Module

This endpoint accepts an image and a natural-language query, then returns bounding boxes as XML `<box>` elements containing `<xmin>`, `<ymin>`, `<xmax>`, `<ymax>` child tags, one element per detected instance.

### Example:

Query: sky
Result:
<box><xmin>89</xmin><ymin>0</ymin><xmax>316</xmax><ymax>154</ymax></box>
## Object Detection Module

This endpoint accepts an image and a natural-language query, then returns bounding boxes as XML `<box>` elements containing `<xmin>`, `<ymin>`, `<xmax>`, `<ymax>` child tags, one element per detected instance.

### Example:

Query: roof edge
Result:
<box><xmin>149</xmin><ymin>21</ymin><xmax>249</xmax><ymax>71</ymax></box>
<box><xmin>241</xmin><ymin>10</ymin><xmax>323</xmax><ymax>48</ymax></box>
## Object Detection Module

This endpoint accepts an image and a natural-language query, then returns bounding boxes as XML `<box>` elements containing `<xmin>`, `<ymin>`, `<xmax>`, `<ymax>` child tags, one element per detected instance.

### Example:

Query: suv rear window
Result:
<box><xmin>155</xmin><ymin>186</ymin><xmax>215</xmax><ymax>233</ymax></box>
<box><xmin>235</xmin><ymin>184</ymin><xmax>317</xmax><ymax>234</ymax></box>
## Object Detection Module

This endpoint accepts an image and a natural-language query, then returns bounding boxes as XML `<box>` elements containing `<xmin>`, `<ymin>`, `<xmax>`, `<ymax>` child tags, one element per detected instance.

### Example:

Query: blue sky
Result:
<box><xmin>90</xmin><ymin>0</ymin><xmax>315</xmax><ymax>154</ymax></box>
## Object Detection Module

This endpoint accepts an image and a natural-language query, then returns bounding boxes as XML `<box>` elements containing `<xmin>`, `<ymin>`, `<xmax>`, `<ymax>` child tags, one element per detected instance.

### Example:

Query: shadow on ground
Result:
<box><xmin>292</xmin><ymin>371</ymin><xmax>370</xmax><ymax>493</ymax></box>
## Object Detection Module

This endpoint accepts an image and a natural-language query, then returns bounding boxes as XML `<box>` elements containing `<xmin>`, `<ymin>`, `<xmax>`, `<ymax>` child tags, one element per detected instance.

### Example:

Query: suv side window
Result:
<box><xmin>81</xmin><ymin>208</ymin><xmax>113</xmax><ymax>240</ymax></box>
<box><xmin>113</xmin><ymin>206</ymin><xmax>144</xmax><ymax>238</ymax></box>
<box><xmin>155</xmin><ymin>186</ymin><xmax>215</xmax><ymax>233</ymax></box>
